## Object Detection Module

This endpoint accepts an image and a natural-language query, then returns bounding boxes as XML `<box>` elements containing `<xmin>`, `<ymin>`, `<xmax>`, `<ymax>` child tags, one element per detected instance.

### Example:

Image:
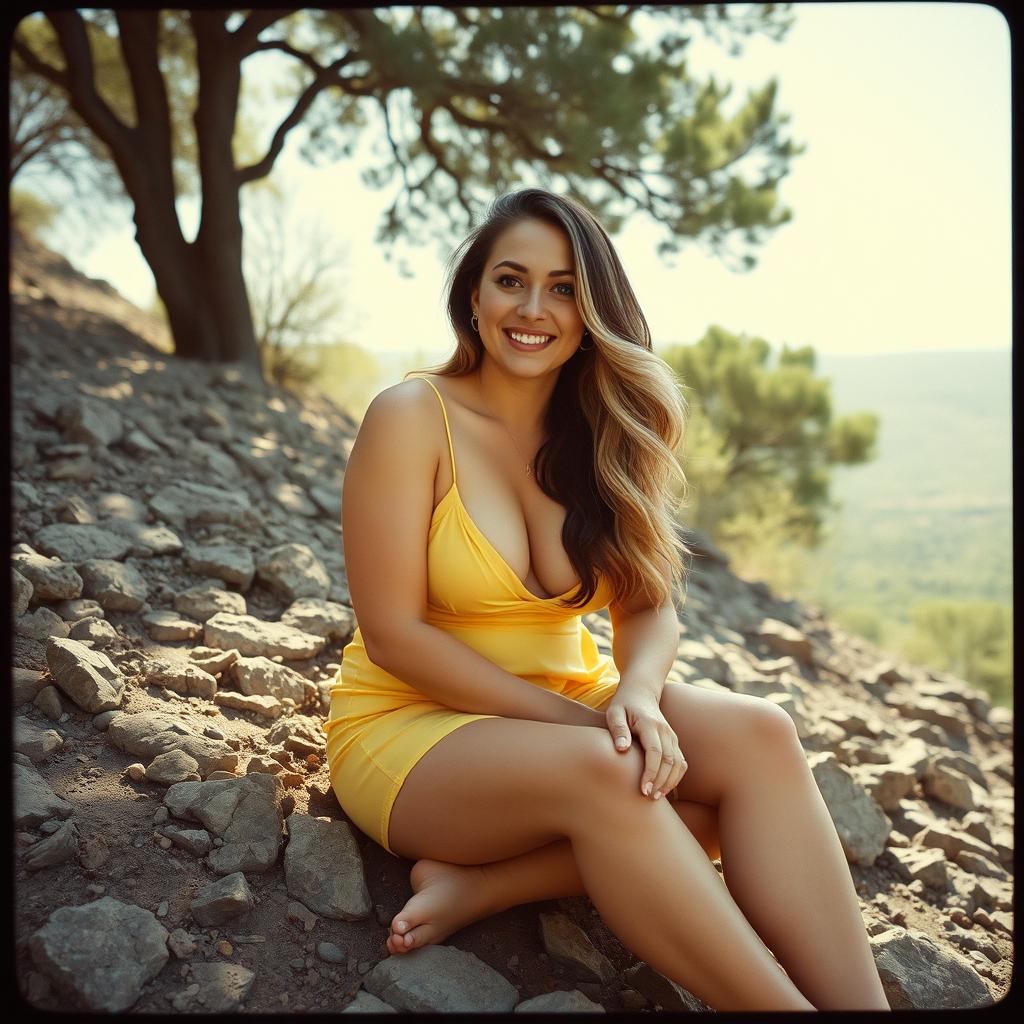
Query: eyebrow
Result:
<box><xmin>492</xmin><ymin>260</ymin><xmax>575</xmax><ymax>277</ymax></box>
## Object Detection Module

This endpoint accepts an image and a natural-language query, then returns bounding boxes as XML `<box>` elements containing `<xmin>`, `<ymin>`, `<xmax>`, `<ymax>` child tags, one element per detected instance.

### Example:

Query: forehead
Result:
<box><xmin>487</xmin><ymin>218</ymin><xmax>573</xmax><ymax>268</ymax></box>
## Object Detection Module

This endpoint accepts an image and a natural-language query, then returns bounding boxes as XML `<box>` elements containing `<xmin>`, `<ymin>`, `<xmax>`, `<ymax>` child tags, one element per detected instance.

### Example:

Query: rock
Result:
<box><xmin>14</xmin><ymin>762</ymin><xmax>73</xmax><ymax>827</ymax></box>
<box><xmin>618</xmin><ymin>962</ymin><xmax>708</xmax><ymax>1011</ymax></box>
<box><xmin>141</xmin><ymin>610</ymin><xmax>204</xmax><ymax>642</ymax></box>
<box><xmin>163</xmin><ymin>773</ymin><xmax>285</xmax><ymax>874</ymax></box>
<box><xmin>174</xmin><ymin>581</ymin><xmax>248</xmax><ymax>622</ymax></box>
<box><xmin>538</xmin><ymin>913</ymin><xmax>617</xmax><ymax>983</ymax></box>
<box><xmin>806</xmin><ymin>751</ymin><xmax>891</xmax><ymax>864</ymax></box>
<box><xmin>188</xmin><ymin>646</ymin><xmax>240</xmax><ymax>675</ymax></box>
<box><xmin>228</xmin><ymin>655</ymin><xmax>307</xmax><ymax>704</ymax></box>
<box><xmin>887</xmin><ymin>694</ymin><xmax>969</xmax><ymax>740</ymax></box>
<box><xmin>848</xmin><ymin>763</ymin><xmax>918</xmax><ymax>812</ymax></box>
<box><xmin>283</xmin><ymin>813</ymin><xmax>372</xmax><ymax>921</ymax></box>
<box><xmin>45</xmin><ymin>638</ymin><xmax>123</xmax><ymax>712</ymax></box>
<box><xmin>141</xmin><ymin>658</ymin><xmax>217</xmax><ymax>699</ymax></box>
<box><xmin>149</xmin><ymin>480</ymin><xmax>257</xmax><ymax>530</ymax></box>
<box><xmin>68</xmin><ymin>616</ymin><xmax>119</xmax><ymax>647</ymax></box>
<box><xmin>184</xmin><ymin>541</ymin><xmax>255</xmax><ymax>590</ymax></box>
<box><xmin>33</xmin><ymin>685</ymin><xmax>64</xmax><ymax>721</ymax></box>
<box><xmin>267</xmin><ymin>717</ymin><xmax>324</xmax><ymax>755</ymax></box>
<box><xmin>13</xmin><ymin>567</ymin><xmax>34</xmax><ymax>616</ymax></box>
<box><xmin>273</xmin><ymin>480</ymin><xmax>319</xmax><ymax>517</ymax></box>
<box><xmin>12</xmin><ymin>550</ymin><xmax>83</xmax><ymax>602</ymax></box>
<box><xmin>146</xmin><ymin>749</ymin><xmax>202</xmax><ymax>786</ymax></box>
<box><xmin>255</xmin><ymin>543</ymin><xmax>331</xmax><ymax>602</ymax></box>
<box><xmin>56</xmin><ymin>598</ymin><xmax>105</xmax><ymax>621</ymax></box>
<box><xmin>35</xmin><ymin>523</ymin><xmax>131</xmax><ymax>563</ymax></box>
<box><xmin>214</xmin><ymin>690</ymin><xmax>285</xmax><ymax>719</ymax></box>
<box><xmin>29</xmin><ymin>897</ymin><xmax>169</xmax><ymax>1012</ymax></box>
<box><xmin>888</xmin><ymin>847</ymin><xmax>949</xmax><ymax>890</ymax></box>
<box><xmin>185</xmin><ymin>962</ymin><xmax>256</xmax><ymax>1012</ymax></box>
<box><xmin>515</xmin><ymin>990</ymin><xmax>606</xmax><ymax>1012</ymax></box>
<box><xmin>106</xmin><ymin>710</ymin><xmax>238</xmax><ymax>777</ymax></box>
<box><xmin>280</xmin><ymin>597</ymin><xmax>355</xmax><ymax>641</ymax></box>
<box><xmin>317</xmin><ymin>941</ymin><xmax>347</xmax><ymax>964</ymax></box>
<box><xmin>204</xmin><ymin>612</ymin><xmax>326</xmax><ymax>660</ymax></box>
<box><xmin>102</xmin><ymin>518</ymin><xmax>183</xmax><ymax>557</ymax></box>
<box><xmin>23</xmin><ymin>819</ymin><xmax>79</xmax><ymax>872</ymax></box>
<box><xmin>91</xmin><ymin>709</ymin><xmax>122</xmax><ymax>731</ymax></box>
<box><xmin>754</xmin><ymin>618</ymin><xmax>814</xmax><ymax>664</ymax></box>
<box><xmin>16</xmin><ymin>607</ymin><xmax>72</xmax><ymax>640</ymax></box>
<box><xmin>341</xmin><ymin>991</ymin><xmax>398</xmax><ymax>1013</ymax></box>
<box><xmin>869</xmin><ymin>926</ymin><xmax>993</xmax><ymax>1009</ymax></box>
<box><xmin>167</xmin><ymin>928</ymin><xmax>197</xmax><ymax>958</ymax></box>
<box><xmin>953</xmin><ymin>850</ymin><xmax>1009</xmax><ymax>881</ymax></box>
<box><xmin>913</xmin><ymin>823</ymin><xmax>1001</xmax><ymax>864</ymax></box>
<box><xmin>13</xmin><ymin>668</ymin><xmax>48</xmax><ymax>706</ymax></box>
<box><xmin>922</xmin><ymin>762</ymin><xmax>989</xmax><ymax>812</ymax></box>
<box><xmin>78</xmin><ymin>558</ymin><xmax>148</xmax><ymax>612</ymax></box>
<box><xmin>57</xmin><ymin>396</ymin><xmax>124</xmax><ymax>447</ymax></box>
<box><xmin>160</xmin><ymin>826</ymin><xmax>213</xmax><ymax>857</ymax></box>
<box><xmin>190</xmin><ymin>872</ymin><xmax>256</xmax><ymax>927</ymax></box>
<box><xmin>13</xmin><ymin>718</ymin><xmax>64</xmax><ymax>762</ymax></box>
<box><xmin>363</xmin><ymin>945</ymin><xmax>519</xmax><ymax>1012</ymax></box>
<box><xmin>246</xmin><ymin>755</ymin><xmax>283</xmax><ymax>775</ymax></box>
<box><xmin>287</xmin><ymin>900</ymin><xmax>319</xmax><ymax>931</ymax></box>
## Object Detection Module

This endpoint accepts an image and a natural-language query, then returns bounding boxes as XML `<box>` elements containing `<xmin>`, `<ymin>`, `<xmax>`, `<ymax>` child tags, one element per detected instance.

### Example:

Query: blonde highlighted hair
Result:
<box><xmin>405</xmin><ymin>187</ymin><xmax>692</xmax><ymax>610</ymax></box>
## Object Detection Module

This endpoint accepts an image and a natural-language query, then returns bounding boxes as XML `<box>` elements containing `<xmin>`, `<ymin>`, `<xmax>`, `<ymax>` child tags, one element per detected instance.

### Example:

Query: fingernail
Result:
<box><xmin>396</xmin><ymin>920</ymin><xmax>406</xmax><ymax>931</ymax></box>
<box><xmin>404</xmin><ymin>934</ymin><xmax>412</xmax><ymax>945</ymax></box>
<box><xmin>643</xmin><ymin>782</ymin><xmax>652</xmax><ymax>796</ymax></box>
<box><xmin>654</xmin><ymin>790</ymin><xmax>662</xmax><ymax>800</ymax></box>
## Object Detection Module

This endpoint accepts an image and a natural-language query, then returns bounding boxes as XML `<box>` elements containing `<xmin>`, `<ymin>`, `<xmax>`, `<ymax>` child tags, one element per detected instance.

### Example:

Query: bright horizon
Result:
<box><xmin>29</xmin><ymin>3</ymin><xmax>1011</xmax><ymax>360</ymax></box>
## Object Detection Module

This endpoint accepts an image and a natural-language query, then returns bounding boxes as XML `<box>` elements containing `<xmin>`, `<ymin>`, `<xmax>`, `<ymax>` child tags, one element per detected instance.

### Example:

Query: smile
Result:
<box><xmin>504</xmin><ymin>328</ymin><xmax>555</xmax><ymax>349</ymax></box>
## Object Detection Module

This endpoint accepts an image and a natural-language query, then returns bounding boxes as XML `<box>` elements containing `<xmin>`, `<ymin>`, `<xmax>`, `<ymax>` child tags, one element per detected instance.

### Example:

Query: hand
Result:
<box><xmin>605</xmin><ymin>692</ymin><xmax>687</xmax><ymax>801</ymax></box>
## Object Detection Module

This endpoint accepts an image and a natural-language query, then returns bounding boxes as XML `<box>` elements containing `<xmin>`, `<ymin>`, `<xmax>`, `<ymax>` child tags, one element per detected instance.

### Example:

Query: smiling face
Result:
<box><xmin>470</xmin><ymin>217</ymin><xmax>588</xmax><ymax>376</ymax></box>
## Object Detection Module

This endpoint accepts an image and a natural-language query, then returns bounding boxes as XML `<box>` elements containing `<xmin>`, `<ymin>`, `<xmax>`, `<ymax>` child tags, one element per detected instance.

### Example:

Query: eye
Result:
<box><xmin>554</xmin><ymin>282</ymin><xmax>576</xmax><ymax>297</ymax></box>
<box><xmin>497</xmin><ymin>274</ymin><xmax>522</xmax><ymax>288</ymax></box>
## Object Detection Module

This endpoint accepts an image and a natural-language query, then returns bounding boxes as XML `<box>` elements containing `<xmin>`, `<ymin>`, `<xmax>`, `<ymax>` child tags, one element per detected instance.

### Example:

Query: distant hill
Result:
<box><xmin>799</xmin><ymin>349</ymin><xmax>1012</xmax><ymax>618</ymax></box>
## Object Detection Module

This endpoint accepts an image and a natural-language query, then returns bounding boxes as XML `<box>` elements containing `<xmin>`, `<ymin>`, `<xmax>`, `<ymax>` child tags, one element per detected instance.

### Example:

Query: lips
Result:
<box><xmin>503</xmin><ymin>328</ymin><xmax>555</xmax><ymax>349</ymax></box>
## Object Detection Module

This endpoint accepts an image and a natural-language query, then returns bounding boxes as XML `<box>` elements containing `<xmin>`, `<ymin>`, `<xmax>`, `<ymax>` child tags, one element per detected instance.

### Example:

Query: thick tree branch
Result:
<box><xmin>10</xmin><ymin>37</ymin><xmax>70</xmax><ymax>90</ymax></box>
<box><xmin>115</xmin><ymin>12</ymin><xmax>172</xmax><ymax>138</ymax></box>
<box><xmin>232</xmin><ymin>9</ymin><xmax>289</xmax><ymax>54</ymax></box>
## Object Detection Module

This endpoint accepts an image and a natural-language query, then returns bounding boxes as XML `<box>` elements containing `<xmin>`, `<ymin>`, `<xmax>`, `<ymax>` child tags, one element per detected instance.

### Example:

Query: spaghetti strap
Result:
<box><xmin>412</xmin><ymin>375</ymin><xmax>457</xmax><ymax>488</ymax></box>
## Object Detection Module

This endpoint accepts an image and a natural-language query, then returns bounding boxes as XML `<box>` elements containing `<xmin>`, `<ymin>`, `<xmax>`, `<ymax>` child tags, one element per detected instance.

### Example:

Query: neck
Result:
<box><xmin>472</xmin><ymin>359</ymin><xmax>558</xmax><ymax>436</ymax></box>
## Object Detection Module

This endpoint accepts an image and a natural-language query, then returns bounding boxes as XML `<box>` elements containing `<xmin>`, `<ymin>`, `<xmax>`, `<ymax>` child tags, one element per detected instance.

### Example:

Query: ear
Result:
<box><xmin>470</xmin><ymin>283</ymin><xmax>479</xmax><ymax>314</ymax></box>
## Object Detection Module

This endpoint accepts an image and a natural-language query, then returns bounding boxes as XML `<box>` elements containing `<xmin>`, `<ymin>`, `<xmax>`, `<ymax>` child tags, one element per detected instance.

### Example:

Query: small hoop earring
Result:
<box><xmin>579</xmin><ymin>331</ymin><xmax>594</xmax><ymax>351</ymax></box>
<box><xmin>471</xmin><ymin>311</ymin><xmax>479</xmax><ymax>332</ymax></box>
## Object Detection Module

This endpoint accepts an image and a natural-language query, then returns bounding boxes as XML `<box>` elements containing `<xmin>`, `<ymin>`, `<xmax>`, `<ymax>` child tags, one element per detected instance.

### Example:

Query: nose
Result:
<box><xmin>517</xmin><ymin>286</ymin><xmax>546</xmax><ymax>319</ymax></box>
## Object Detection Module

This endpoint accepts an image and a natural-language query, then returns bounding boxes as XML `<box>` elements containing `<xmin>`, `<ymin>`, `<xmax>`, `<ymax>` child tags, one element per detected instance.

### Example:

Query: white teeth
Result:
<box><xmin>509</xmin><ymin>331</ymin><xmax>552</xmax><ymax>346</ymax></box>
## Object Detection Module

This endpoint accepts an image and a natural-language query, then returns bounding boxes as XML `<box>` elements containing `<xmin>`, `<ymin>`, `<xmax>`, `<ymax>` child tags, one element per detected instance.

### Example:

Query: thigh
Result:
<box><xmin>387</xmin><ymin>715</ymin><xmax>619</xmax><ymax>865</ymax></box>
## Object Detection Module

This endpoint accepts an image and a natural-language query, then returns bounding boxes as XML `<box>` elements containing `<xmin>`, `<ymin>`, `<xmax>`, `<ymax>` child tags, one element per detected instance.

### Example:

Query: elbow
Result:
<box><xmin>361</xmin><ymin>619</ymin><xmax>421</xmax><ymax>670</ymax></box>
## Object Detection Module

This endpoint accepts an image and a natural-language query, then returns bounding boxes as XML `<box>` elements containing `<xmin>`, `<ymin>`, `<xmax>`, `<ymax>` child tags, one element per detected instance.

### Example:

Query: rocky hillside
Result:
<box><xmin>11</xmin><ymin>234</ymin><xmax>1012</xmax><ymax>1012</ymax></box>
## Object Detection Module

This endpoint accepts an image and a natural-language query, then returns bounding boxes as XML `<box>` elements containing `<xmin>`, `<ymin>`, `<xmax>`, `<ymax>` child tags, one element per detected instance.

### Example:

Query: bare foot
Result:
<box><xmin>385</xmin><ymin>858</ymin><xmax>497</xmax><ymax>956</ymax></box>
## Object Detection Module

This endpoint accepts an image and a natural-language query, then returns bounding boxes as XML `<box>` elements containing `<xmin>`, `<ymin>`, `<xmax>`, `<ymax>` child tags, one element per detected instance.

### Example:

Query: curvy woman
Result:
<box><xmin>324</xmin><ymin>188</ymin><xmax>890</xmax><ymax>1011</ymax></box>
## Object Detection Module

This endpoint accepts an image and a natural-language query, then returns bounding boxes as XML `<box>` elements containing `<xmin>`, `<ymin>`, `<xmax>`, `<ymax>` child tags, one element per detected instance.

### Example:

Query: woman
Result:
<box><xmin>324</xmin><ymin>188</ymin><xmax>890</xmax><ymax>1011</ymax></box>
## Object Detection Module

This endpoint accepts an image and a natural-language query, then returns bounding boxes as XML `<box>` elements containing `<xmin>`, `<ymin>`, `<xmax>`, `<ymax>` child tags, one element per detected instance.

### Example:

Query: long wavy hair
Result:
<box><xmin>404</xmin><ymin>187</ymin><xmax>692</xmax><ymax>610</ymax></box>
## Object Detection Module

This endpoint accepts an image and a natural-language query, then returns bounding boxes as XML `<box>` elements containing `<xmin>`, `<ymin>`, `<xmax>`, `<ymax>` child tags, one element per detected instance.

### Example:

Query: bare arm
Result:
<box><xmin>342</xmin><ymin>380</ymin><xmax>602</xmax><ymax>728</ymax></box>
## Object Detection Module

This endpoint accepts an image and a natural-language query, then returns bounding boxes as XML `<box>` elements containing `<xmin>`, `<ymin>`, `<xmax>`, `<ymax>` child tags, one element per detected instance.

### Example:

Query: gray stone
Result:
<box><xmin>755</xmin><ymin>617</ymin><xmax>814</xmax><ymax>664</ymax></box>
<box><xmin>13</xmin><ymin>668</ymin><xmax>48</xmax><ymax>706</ymax></box>
<box><xmin>149</xmin><ymin>480</ymin><xmax>257</xmax><ymax>530</ymax></box>
<box><xmin>102</xmin><ymin>518</ymin><xmax>183</xmax><ymax>557</ymax></box>
<box><xmin>46</xmin><ymin>637</ymin><xmax>124</xmax><ymax>713</ymax></box>
<box><xmin>191</xmin><ymin>872</ymin><xmax>256</xmax><ymax>927</ymax></box>
<box><xmin>167</xmin><ymin>928</ymin><xmax>196</xmax><ymax>958</ymax></box>
<box><xmin>106</xmin><ymin>709</ymin><xmax>238</xmax><ymax>778</ymax></box>
<box><xmin>16</xmin><ymin>607</ymin><xmax>71</xmax><ymax>640</ymax></box>
<box><xmin>186</xmin><ymin>962</ymin><xmax>256</xmax><ymax>1012</ymax></box>
<box><xmin>174</xmin><ymin>581</ymin><xmax>247</xmax><ymax>622</ymax></box>
<box><xmin>12</xmin><ymin>551</ymin><xmax>83</xmax><ymax>603</ymax></box>
<box><xmin>341</xmin><ymin>991</ymin><xmax>398</xmax><ymax>1013</ymax></box>
<box><xmin>214</xmin><ymin>690</ymin><xmax>284</xmax><ymax>719</ymax></box>
<box><xmin>55</xmin><ymin>494</ymin><xmax>95</xmax><ymax>524</ymax></box>
<box><xmin>870</xmin><ymin>926</ymin><xmax>992</xmax><ymax>1009</ymax></box>
<box><xmin>848</xmin><ymin>763</ymin><xmax>918</xmax><ymax>812</ymax></box>
<box><xmin>204</xmin><ymin>612</ymin><xmax>326</xmax><ymax>660</ymax></box>
<box><xmin>160</xmin><ymin>826</ymin><xmax>213</xmax><ymax>857</ymax></box>
<box><xmin>888</xmin><ymin>847</ymin><xmax>950</xmax><ymax>890</ymax></box>
<box><xmin>284</xmin><ymin>813</ymin><xmax>372</xmax><ymax>921</ymax></box>
<box><xmin>255</xmin><ymin>543</ymin><xmax>331</xmax><ymax>602</ymax></box>
<box><xmin>146</xmin><ymin>749</ymin><xmax>202</xmax><ymax>786</ymax></box>
<box><xmin>33</xmin><ymin>685</ymin><xmax>64</xmax><ymax>721</ymax></box>
<box><xmin>184</xmin><ymin>540</ymin><xmax>256</xmax><ymax>589</ymax></box>
<box><xmin>95</xmin><ymin>492</ymin><xmax>148</xmax><ymax>521</ymax></box>
<box><xmin>807</xmin><ymin>751</ymin><xmax>891</xmax><ymax>865</ymax></box>
<box><xmin>57</xmin><ymin>396</ymin><xmax>124</xmax><ymax>448</ymax></box>
<box><xmin>91</xmin><ymin>709</ymin><xmax>122</xmax><ymax>731</ymax></box>
<box><xmin>14</xmin><ymin>762</ymin><xmax>73</xmax><ymax>827</ymax></box>
<box><xmin>922</xmin><ymin>762</ymin><xmax>988</xmax><ymax>812</ymax></box>
<box><xmin>538</xmin><ymin>912</ymin><xmax>616</xmax><ymax>983</ymax></box>
<box><xmin>13</xmin><ymin>568</ymin><xmax>33</xmax><ymax>617</ymax></box>
<box><xmin>141</xmin><ymin>610</ymin><xmax>204</xmax><ymax>642</ymax></box>
<box><xmin>141</xmin><ymin>658</ymin><xmax>218</xmax><ymax>699</ymax></box>
<box><xmin>229</xmin><ymin>655</ymin><xmax>307</xmax><ymax>704</ymax></box>
<box><xmin>78</xmin><ymin>558</ymin><xmax>148</xmax><ymax>612</ymax></box>
<box><xmin>363</xmin><ymin>944</ymin><xmax>519</xmax><ymax>1012</ymax></box>
<box><xmin>14</xmin><ymin>718</ymin><xmax>64</xmax><ymax>762</ymax></box>
<box><xmin>163</xmin><ymin>773</ymin><xmax>285</xmax><ymax>874</ymax></box>
<box><xmin>23</xmin><ymin>819</ymin><xmax>79</xmax><ymax>872</ymax></box>
<box><xmin>29</xmin><ymin>897</ymin><xmax>169</xmax><ymax>1012</ymax></box>
<box><xmin>515</xmin><ymin>990</ymin><xmax>606</xmax><ymax>1012</ymax></box>
<box><xmin>35</xmin><ymin>523</ymin><xmax>131</xmax><ymax>563</ymax></box>
<box><xmin>280</xmin><ymin>597</ymin><xmax>355</xmax><ymax>641</ymax></box>
<box><xmin>317</xmin><ymin>941</ymin><xmax>348</xmax><ymax>964</ymax></box>
<box><xmin>68</xmin><ymin>617</ymin><xmax>119</xmax><ymax>647</ymax></box>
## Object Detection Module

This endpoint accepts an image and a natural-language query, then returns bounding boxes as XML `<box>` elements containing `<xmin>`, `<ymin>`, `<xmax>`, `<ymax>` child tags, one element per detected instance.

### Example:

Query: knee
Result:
<box><xmin>745</xmin><ymin>700</ymin><xmax>804</xmax><ymax>764</ymax></box>
<box><xmin>577</xmin><ymin>730</ymin><xmax>648</xmax><ymax>798</ymax></box>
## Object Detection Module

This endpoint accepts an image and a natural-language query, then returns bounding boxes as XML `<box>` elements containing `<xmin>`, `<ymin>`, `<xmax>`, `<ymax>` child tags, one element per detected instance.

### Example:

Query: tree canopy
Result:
<box><xmin>12</xmin><ymin>5</ymin><xmax>805</xmax><ymax>369</ymax></box>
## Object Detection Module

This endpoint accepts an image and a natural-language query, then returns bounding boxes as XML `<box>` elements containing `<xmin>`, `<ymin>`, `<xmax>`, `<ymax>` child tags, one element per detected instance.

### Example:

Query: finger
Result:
<box><xmin>605</xmin><ymin>707</ymin><xmax>631</xmax><ymax>751</ymax></box>
<box><xmin>666</xmin><ymin>749</ymin><xmax>688</xmax><ymax>796</ymax></box>
<box><xmin>652</xmin><ymin>749</ymin><xmax>677</xmax><ymax>799</ymax></box>
<box><xmin>639</xmin><ymin>731</ymin><xmax>664</xmax><ymax>797</ymax></box>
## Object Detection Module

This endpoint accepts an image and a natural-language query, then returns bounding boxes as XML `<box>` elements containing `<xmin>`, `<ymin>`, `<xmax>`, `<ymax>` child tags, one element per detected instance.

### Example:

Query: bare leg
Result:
<box><xmin>657</xmin><ymin>683</ymin><xmax>891</xmax><ymax>1011</ymax></box>
<box><xmin>386</xmin><ymin>716</ymin><xmax>815</xmax><ymax>1011</ymax></box>
<box><xmin>386</xmin><ymin>799</ymin><xmax>723</xmax><ymax>954</ymax></box>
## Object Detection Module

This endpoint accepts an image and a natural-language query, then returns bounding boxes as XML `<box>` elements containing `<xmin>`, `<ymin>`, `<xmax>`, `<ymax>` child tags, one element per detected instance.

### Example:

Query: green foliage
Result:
<box><xmin>10</xmin><ymin>188</ymin><xmax>59</xmax><ymax>240</ymax></box>
<box><xmin>662</xmin><ymin>326</ymin><xmax>879</xmax><ymax>552</ymax></box>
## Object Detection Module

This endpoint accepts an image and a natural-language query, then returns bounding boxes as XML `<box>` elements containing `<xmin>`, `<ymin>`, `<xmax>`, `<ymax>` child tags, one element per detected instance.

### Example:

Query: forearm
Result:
<box><xmin>611</xmin><ymin>602</ymin><xmax>680</xmax><ymax>700</ymax></box>
<box><xmin>366</xmin><ymin>621</ymin><xmax>603</xmax><ymax>728</ymax></box>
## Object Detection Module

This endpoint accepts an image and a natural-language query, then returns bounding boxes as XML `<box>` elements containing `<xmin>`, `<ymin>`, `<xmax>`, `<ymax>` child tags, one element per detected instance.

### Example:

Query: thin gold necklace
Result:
<box><xmin>496</xmin><ymin>417</ymin><xmax>537</xmax><ymax>476</ymax></box>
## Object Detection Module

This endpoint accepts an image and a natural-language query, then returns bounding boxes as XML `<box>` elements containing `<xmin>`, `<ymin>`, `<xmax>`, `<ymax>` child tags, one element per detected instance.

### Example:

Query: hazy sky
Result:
<box><xmin>68</xmin><ymin>2</ymin><xmax>1010</xmax><ymax>358</ymax></box>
